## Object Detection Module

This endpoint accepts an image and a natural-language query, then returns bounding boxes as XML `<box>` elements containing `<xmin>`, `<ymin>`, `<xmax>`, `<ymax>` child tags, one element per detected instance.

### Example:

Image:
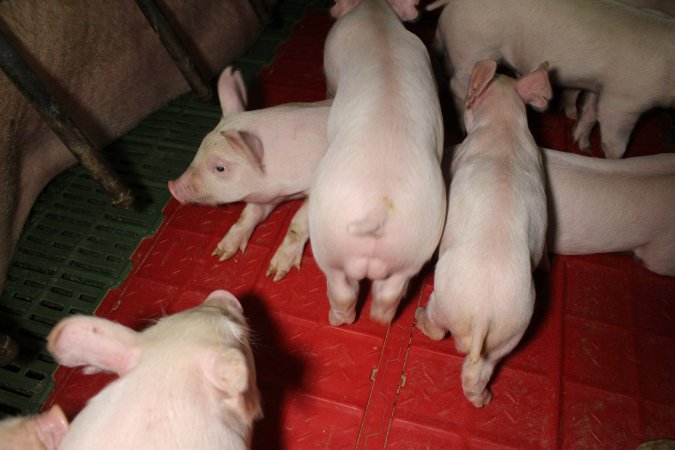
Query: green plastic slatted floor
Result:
<box><xmin>0</xmin><ymin>0</ymin><xmax>330</xmax><ymax>418</ymax></box>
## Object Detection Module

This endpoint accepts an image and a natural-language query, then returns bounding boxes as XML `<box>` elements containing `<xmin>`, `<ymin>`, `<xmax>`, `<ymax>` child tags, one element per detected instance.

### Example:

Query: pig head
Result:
<box><xmin>47</xmin><ymin>290</ymin><xmax>261</xmax><ymax>449</ymax></box>
<box><xmin>168</xmin><ymin>67</ymin><xmax>266</xmax><ymax>206</ymax></box>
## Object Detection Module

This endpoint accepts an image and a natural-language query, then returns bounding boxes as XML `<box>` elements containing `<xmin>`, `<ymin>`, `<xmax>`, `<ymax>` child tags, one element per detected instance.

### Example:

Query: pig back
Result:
<box><xmin>312</xmin><ymin>0</ymin><xmax>446</xmax><ymax>277</ymax></box>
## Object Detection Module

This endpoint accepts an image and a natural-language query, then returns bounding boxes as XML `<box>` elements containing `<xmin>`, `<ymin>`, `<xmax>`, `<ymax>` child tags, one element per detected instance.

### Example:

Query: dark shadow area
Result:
<box><xmin>244</xmin><ymin>292</ymin><xmax>306</xmax><ymax>450</ymax></box>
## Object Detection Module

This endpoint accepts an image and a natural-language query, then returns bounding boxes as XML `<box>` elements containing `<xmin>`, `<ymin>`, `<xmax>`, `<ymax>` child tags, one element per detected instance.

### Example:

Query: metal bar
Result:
<box><xmin>134</xmin><ymin>0</ymin><xmax>213</xmax><ymax>101</ymax></box>
<box><xmin>0</xmin><ymin>30</ymin><xmax>134</xmax><ymax>210</ymax></box>
<box><xmin>249</xmin><ymin>0</ymin><xmax>272</xmax><ymax>26</ymax></box>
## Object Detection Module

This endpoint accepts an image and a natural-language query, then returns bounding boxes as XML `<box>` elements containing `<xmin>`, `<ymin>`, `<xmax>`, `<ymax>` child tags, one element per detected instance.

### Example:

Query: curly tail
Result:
<box><xmin>347</xmin><ymin>203</ymin><xmax>389</xmax><ymax>238</ymax></box>
<box><xmin>468</xmin><ymin>318</ymin><xmax>488</xmax><ymax>365</ymax></box>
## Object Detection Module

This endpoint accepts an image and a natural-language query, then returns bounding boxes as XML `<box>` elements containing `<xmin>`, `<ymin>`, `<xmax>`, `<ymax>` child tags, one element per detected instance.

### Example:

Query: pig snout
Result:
<box><xmin>205</xmin><ymin>289</ymin><xmax>243</xmax><ymax>313</ymax></box>
<box><xmin>167</xmin><ymin>177</ymin><xmax>191</xmax><ymax>204</ymax></box>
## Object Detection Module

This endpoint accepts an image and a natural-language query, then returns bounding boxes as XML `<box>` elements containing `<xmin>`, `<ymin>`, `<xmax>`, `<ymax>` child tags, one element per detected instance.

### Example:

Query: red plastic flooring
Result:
<box><xmin>44</xmin><ymin>8</ymin><xmax>675</xmax><ymax>450</ymax></box>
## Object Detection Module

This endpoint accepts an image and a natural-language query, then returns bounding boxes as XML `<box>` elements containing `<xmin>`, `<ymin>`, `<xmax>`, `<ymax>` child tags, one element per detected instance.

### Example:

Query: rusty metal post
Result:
<box><xmin>0</xmin><ymin>30</ymin><xmax>134</xmax><ymax>210</ymax></box>
<box><xmin>134</xmin><ymin>0</ymin><xmax>213</xmax><ymax>101</ymax></box>
<box><xmin>249</xmin><ymin>0</ymin><xmax>272</xmax><ymax>26</ymax></box>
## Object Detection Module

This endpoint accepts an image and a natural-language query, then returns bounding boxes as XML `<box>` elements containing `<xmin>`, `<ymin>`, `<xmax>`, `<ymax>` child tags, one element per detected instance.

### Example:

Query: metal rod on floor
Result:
<box><xmin>134</xmin><ymin>0</ymin><xmax>213</xmax><ymax>101</ymax></box>
<box><xmin>0</xmin><ymin>30</ymin><xmax>135</xmax><ymax>210</ymax></box>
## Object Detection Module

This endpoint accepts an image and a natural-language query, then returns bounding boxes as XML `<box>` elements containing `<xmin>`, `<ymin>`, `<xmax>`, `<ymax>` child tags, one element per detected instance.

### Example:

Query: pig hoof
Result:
<box><xmin>273</xmin><ymin>271</ymin><xmax>288</xmax><ymax>282</ymax></box>
<box><xmin>369</xmin><ymin>307</ymin><xmax>395</xmax><ymax>325</ymax></box>
<box><xmin>328</xmin><ymin>309</ymin><xmax>355</xmax><ymax>326</ymax></box>
<box><xmin>563</xmin><ymin>107</ymin><xmax>578</xmax><ymax>121</ymax></box>
<box><xmin>579</xmin><ymin>146</ymin><xmax>592</xmax><ymax>154</ymax></box>
<box><xmin>212</xmin><ymin>247</ymin><xmax>235</xmax><ymax>261</ymax></box>
<box><xmin>467</xmin><ymin>390</ymin><xmax>492</xmax><ymax>408</ymax></box>
<box><xmin>414</xmin><ymin>307</ymin><xmax>426</xmax><ymax>321</ymax></box>
<box><xmin>266</xmin><ymin>265</ymin><xmax>288</xmax><ymax>282</ymax></box>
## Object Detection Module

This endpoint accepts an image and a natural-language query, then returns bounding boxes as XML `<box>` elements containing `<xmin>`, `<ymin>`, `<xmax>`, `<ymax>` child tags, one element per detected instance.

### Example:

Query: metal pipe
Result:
<box><xmin>0</xmin><ymin>30</ymin><xmax>134</xmax><ymax>210</ymax></box>
<box><xmin>249</xmin><ymin>0</ymin><xmax>272</xmax><ymax>26</ymax></box>
<box><xmin>134</xmin><ymin>0</ymin><xmax>213</xmax><ymax>101</ymax></box>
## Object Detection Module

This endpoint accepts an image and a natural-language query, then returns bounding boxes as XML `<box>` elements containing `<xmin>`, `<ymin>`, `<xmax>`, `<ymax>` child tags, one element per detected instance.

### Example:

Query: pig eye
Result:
<box><xmin>212</xmin><ymin>161</ymin><xmax>228</xmax><ymax>175</ymax></box>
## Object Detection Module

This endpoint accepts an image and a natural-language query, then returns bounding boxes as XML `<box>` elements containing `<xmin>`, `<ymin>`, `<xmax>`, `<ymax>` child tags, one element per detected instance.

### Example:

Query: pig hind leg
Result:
<box><xmin>597</xmin><ymin>97</ymin><xmax>642</xmax><ymax>158</ymax></box>
<box><xmin>460</xmin><ymin>332</ymin><xmax>523</xmax><ymax>408</ymax></box>
<box><xmin>325</xmin><ymin>269</ymin><xmax>359</xmax><ymax>326</ymax></box>
<box><xmin>267</xmin><ymin>200</ymin><xmax>310</xmax><ymax>281</ymax></box>
<box><xmin>370</xmin><ymin>273</ymin><xmax>410</xmax><ymax>324</ymax></box>
<box><xmin>414</xmin><ymin>293</ymin><xmax>448</xmax><ymax>341</ymax></box>
<box><xmin>572</xmin><ymin>91</ymin><xmax>598</xmax><ymax>151</ymax></box>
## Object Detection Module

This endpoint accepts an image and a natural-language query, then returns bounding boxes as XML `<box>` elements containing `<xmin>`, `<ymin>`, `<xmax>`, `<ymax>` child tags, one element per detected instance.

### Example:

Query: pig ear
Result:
<box><xmin>205</xmin><ymin>289</ymin><xmax>243</xmax><ymax>314</ymax></box>
<box><xmin>221</xmin><ymin>130</ymin><xmax>265</xmax><ymax>173</ymax></box>
<box><xmin>217</xmin><ymin>66</ymin><xmax>248</xmax><ymax>116</ymax></box>
<box><xmin>330</xmin><ymin>0</ymin><xmax>360</xmax><ymax>18</ymax></box>
<box><xmin>465</xmin><ymin>60</ymin><xmax>497</xmax><ymax>109</ymax></box>
<box><xmin>36</xmin><ymin>405</ymin><xmax>69</xmax><ymax>450</ymax></box>
<box><xmin>47</xmin><ymin>316</ymin><xmax>142</xmax><ymax>376</ymax></box>
<box><xmin>516</xmin><ymin>62</ymin><xmax>552</xmax><ymax>111</ymax></box>
<box><xmin>203</xmin><ymin>348</ymin><xmax>249</xmax><ymax>398</ymax></box>
<box><xmin>387</xmin><ymin>0</ymin><xmax>420</xmax><ymax>21</ymax></box>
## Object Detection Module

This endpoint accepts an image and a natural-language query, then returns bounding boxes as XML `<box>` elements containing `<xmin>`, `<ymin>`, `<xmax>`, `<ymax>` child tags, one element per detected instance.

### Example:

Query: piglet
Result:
<box><xmin>310</xmin><ymin>0</ymin><xmax>446</xmax><ymax>326</ymax></box>
<box><xmin>168</xmin><ymin>66</ymin><xmax>329</xmax><ymax>280</ymax></box>
<box><xmin>559</xmin><ymin>0</ymin><xmax>674</xmax><ymax>148</ymax></box>
<box><xmin>430</xmin><ymin>0</ymin><xmax>675</xmax><ymax>158</ymax></box>
<box><xmin>0</xmin><ymin>406</ymin><xmax>68</xmax><ymax>450</ymax></box>
<box><xmin>543</xmin><ymin>148</ymin><xmax>675</xmax><ymax>276</ymax></box>
<box><xmin>47</xmin><ymin>290</ymin><xmax>261</xmax><ymax>450</ymax></box>
<box><xmin>416</xmin><ymin>60</ymin><xmax>551</xmax><ymax>407</ymax></box>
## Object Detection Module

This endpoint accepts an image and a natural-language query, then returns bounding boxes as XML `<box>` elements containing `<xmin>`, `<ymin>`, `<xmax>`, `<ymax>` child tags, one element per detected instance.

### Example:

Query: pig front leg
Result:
<box><xmin>267</xmin><ymin>200</ymin><xmax>310</xmax><ymax>281</ymax></box>
<box><xmin>213</xmin><ymin>202</ymin><xmax>278</xmax><ymax>261</ymax></box>
<box><xmin>561</xmin><ymin>89</ymin><xmax>581</xmax><ymax>120</ymax></box>
<box><xmin>370</xmin><ymin>273</ymin><xmax>410</xmax><ymax>324</ymax></box>
<box><xmin>572</xmin><ymin>91</ymin><xmax>599</xmax><ymax>151</ymax></box>
<box><xmin>597</xmin><ymin>97</ymin><xmax>643</xmax><ymax>158</ymax></box>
